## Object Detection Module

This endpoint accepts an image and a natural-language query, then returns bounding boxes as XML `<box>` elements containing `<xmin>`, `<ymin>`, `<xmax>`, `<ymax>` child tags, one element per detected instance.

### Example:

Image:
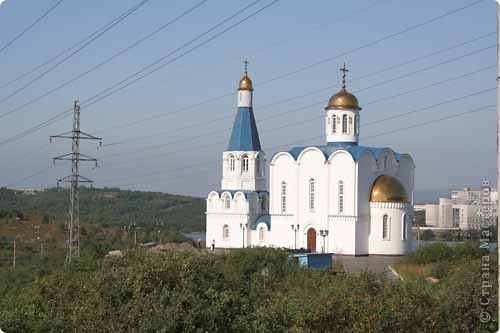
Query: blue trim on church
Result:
<box><xmin>255</xmin><ymin>215</ymin><xmax>271</xmax><ymax>230</ymax></box>
<box><xmin>288</xmin><ymin>142</ymin><xmax>402</xmax><ymax>161</ymax></box>
<box><xmin>227</xmin><ymin>107</ymin><xmax>261</xmax><ymax>151</ymax></box>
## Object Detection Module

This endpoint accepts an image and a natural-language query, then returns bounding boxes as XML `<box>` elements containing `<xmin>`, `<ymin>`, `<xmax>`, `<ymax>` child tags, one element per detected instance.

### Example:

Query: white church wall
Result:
<box><xmin>397</xmin><ymin>154</ymin><xmax>415</xmax><ymax>204</ymax></box>
<box><xmin>369</xmin><ymin>202</ymin><xmax>411</xmax><ymax>255</ymax></box>
<box><xmin>328</xmin><ymin>151</ymin><xmax>356</xmax><ymax>216</ymax></box>
<box><xmin>297</xmin><ymin>148</ymin><xmax>328</xmax><ymax>234</ymax></box>
<box><xmin>329</xmin><ymin>218</ymin><xmax>357</xmax><ymax>254</ymax></box>
<box><xmin>356</xmin><ymin>151</ymin><xmax>377</xmax><ymax>221</ymax></box>
<box><xmin>267</xmin><ymin>215</ymin><xmax>296</xmax><ymax>248</ymax></box>
<box><xmin>221</xmin><ymin>151</ymin><xmax>266</xmax><ymax>192</ymax></box>
<box><xmin>269</xmin><ymin>152</ymin><xmax>297</xmax><ymax>216</ymax></box>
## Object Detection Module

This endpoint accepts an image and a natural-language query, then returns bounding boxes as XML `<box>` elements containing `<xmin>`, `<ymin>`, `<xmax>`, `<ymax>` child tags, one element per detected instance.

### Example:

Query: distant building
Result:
<box><xmin>416</xmin><ymin>187</ymin><xmax>498</xmax><ymax>230</ymax></box>
<box><xmin>13</xmin><ymin>188</ymin><xmax>40</xmax><ymax>195</ymax></box>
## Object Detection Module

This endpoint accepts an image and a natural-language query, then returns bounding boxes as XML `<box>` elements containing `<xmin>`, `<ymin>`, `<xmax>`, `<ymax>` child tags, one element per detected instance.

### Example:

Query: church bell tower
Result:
<box><xmin>325</xmin><ymin>63</ymin><xmax>362</xmax><ymax>145</ymax></box>
<box><xmin>221</xmin><ymin>61</ymin><xmax>265</xmax><ymax>192</ymax></box>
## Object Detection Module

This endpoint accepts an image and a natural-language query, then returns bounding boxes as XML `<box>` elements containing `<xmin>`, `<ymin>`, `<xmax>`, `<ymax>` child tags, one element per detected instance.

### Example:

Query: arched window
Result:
<box><xmin>255</xmin><ymin>155</ymin><xmax>261</xmax><ymax>177</ymax></box>
<box><xmin>242</xmin><ymin>155</ymin><xmax>249</xmax><ymax>173</ymax></box>
<box><xmin>383</xmin><ymin>156</ymin><xmax>388</xmax><ymax>169</ymax></box>
<box><xmin>382</xmin><ymin>215</ymin><xmax>389</xmax><ymax>240</ymax></box>
<box><xmin>229</xmin><ymin>155</ymin><xmax>235</xmax><ymax>171</ymax></box>
<box><xmin>281</xmin><ymin>181</ymin><xmax>287</xmax><ymax>214</ymax></box>
<box><xmin>260</xmin><ymin>196</ymin><xmax>267</xmax><ymax>211</ymax></box>
<box><xmin>259</xmin><ymin>226</ymin><xmax>265</xmax><ymax>242</ymax></box>
<box><xmin>332</xmin><ymin>115</ymin><xmax>336</xmax><ymax>133</ymax></box>
<box><xmin>223</xmin><ymin>225</ymin><xmax>230</xmax><ymax>240</ymax></box>
<box><xmin>338</xmin><ymin>181</ymin><xmax>344</xmax><ymax>213</ymax></box>
<box><xmin>402</xmin><ymin>214</ymin><xmax>408</xmax><ymax>240</ymax></box>
<box><xmin>355</xmin><ymin>115</ymin><xmax>360</xmax><ymax>135</ymax></box>
<box><xmin>224</xmin><ymin>195</ymin><xmax>231</xmax><ymax>209</ymax></box>
<box><xmin>309</xmin><ymin>178</ymin><xmax>315</xmax><ymax>211</ymax></box>
<box><xmin>342</xmin><ymin>114</ymin><xmax>348</xmax><ymax>133</ymax></box>
<box><xmin>349</xmin><ymin>116</ymin><xmax>353</xmax><ymax>133</ymax></box>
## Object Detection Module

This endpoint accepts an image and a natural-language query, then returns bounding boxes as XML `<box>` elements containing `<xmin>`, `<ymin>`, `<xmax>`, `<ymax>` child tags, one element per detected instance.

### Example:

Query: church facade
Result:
<box><xmin>206</xmin><ymin>65</ymin><xmax>415</xmax><ymax>256</ymax></box>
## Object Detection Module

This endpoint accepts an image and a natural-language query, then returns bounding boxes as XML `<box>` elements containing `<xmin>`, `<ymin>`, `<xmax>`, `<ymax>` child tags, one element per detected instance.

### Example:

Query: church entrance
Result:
<box><xmin>307</xmin><ymin>228</ymin><xmax>317</xmax><ymax>252</ymax></box>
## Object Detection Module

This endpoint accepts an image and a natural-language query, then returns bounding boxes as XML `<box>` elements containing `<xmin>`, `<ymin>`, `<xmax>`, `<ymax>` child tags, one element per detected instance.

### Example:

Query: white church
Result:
<box><xmin>206</xmin><ymin>64</ymin><xmax>415</xmax><ymax>256</ymax></box>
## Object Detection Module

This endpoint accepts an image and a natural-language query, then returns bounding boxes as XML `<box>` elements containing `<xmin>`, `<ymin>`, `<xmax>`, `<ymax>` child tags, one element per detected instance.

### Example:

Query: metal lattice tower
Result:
<box><xmin>50</xmin><ymin>100</ymin><xmax>102</xmax><ymax>264</ymax></box>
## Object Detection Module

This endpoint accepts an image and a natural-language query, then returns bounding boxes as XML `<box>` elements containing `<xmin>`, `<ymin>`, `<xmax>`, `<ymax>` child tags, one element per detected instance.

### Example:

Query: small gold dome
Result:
<box><xmin>238</xmin><ymin>74</ymin><xmax>253</xmax><ymax>91</ymax></box>
<box><xmin>370</xmin><ymin>175</ymin><xmax>408</xmax><ymax>203</ymax></box>
<box><xmin>326</xmin><ymin>88</ymin><xmax>361</xmax><ymax>111</ymax></box>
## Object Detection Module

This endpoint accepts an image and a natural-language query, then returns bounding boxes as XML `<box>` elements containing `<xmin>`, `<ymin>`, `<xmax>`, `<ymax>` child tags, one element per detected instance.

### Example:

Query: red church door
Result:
<box><xmin>307</xmin><ymin>228</ymin><xmax>317</xmax><ymax>252</ymax></box>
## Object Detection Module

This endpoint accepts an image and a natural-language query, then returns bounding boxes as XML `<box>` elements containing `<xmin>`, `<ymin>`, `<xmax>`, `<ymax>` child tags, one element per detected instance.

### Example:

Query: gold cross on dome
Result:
<box><xmin>340</xmin><ymin>62</ymin><xmax>349</xmax><ymax>89</ymax></box>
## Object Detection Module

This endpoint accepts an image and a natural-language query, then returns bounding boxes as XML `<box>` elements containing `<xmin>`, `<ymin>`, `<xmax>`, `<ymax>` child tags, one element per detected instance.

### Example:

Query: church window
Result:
<box><xmin>224</xmin><ymin>196</ymin><xmax>231</xmax><ymax>209</ymax></box>
<box><xmin>259</xmin><ymin>226</ymin><xmax>265</xmax><ymax>242</ymax></box>
<box><xmin>383</xmin><ymin>156</ymin><xmax>388</xmax><ymax>169</ymax></box>
<box><xmin>402</xmin><ymin>214</ymin><xmax>408</xmax><ymax>240</ymax></box>
<box><xmin>256</xmin><ymin>155</ymin><xmax>261</xmax><ymax>176</ymax></box>
<box><xmin>242</xmin><ymin>155</ymin><xmax>249</xmax><ymax>173</ymax></box>
<box><xmin>383</xmin><ymin>215</ymin><xmax>389</xmax><ymax>240</ymax></box>
<box><xmin>229</xmin><ymin>155</ymin><xmax>235</xmax><ymax>171</ymax></box>
<box><xmin>332</xmin><ymin>115</ymin><xmax>336</xmax><ymax>133</ymax></box>
<box><xmin>260</xmin><ymin>196</ymin><xmax>267</xmax><ymax>211</ymax></box>
<box><xmin>309</xmin><ymin>178</ymin><xmax>315</xmax><ymax>211</ymax></box>
<box><xmin>355</xmin><ymin>115</ymin><xmax>360</xmax><ymax>135</ymax></box>
<box><xmin>223</xmin><ymin>225</ymin><xmax>230</xmax><ymax>240</ymax></box>
<box><xmin>349</xmin><ymin>116</ymin><xmax>353</xmax><ymax>133</ymax></box>
<box><xmin>338</xmin><ymin>181</ymin><xmax>344</xmax><ymax>213</ymax></box>
<box><xmin>342</xmin><ymin>115</ymin><xmax>348</xmax><ymax>133</ymax></box>
<box><xmin>281</xmin><ymin>181</ymin><xmax>287</xmax><ymax>214</ymax></box>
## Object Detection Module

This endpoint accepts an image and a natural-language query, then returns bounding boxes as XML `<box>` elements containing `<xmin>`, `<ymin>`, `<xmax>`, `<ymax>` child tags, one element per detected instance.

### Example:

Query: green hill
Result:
<box><xmin>0</xmin><ymin>187</ymin><xmax>205</xmax><ymax>232</ymax></box>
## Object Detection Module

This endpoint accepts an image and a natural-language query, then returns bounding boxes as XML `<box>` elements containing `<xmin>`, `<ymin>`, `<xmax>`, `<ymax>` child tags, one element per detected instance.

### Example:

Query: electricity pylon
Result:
<box><xmin>50</xmin><ymin>100</ymin><xmax>102</xmax><ymax>264</ymax></box>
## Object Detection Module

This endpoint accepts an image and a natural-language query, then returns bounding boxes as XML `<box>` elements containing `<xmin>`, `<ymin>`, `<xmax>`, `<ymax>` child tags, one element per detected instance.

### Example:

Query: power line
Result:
<box><xmin>13</xmin><ymin>0</ymin><xmax>482</xmax><ymax>138</ymax></box>
<box><xmin>78</xmin><ymin>0</ymin><xmax>277</xmax><ymax>110</ymax></box>
<box><xmin>97</xmin><ymin>86</ymin><xmax>496</xmax><ymax>183</ymax></box>
<box><xmin>0</xmin><ymin>0</ymin><xmax>209</xmax><ymax>118</ymax></box>
<box><xmin>0</xmin><ymin>0</ymin><xmax>483</xmax><ymax>149</ymax></box>
<box><xmin>99</xmin><ymin>50</ymin><xmax>496</xmax><ymax>163</ymax></box>
<box><xmin>9</xmin><ymin>101</ymin><xmax>495</xmax><ymax>190</ymax></box>
<box><xmin>0</xmin><ymin>0</ymin><xmax>151</xmax><ymax>110</ymax></box>
<box><xmin>100</xmin><ymin>37</ymin><xmax>496</xmax><ymax>149</ymax></box>
<box><xmin>0</xmin><ymin>0</ymin><xmax>169</xmax><ymax>91</ymax></box>
<box><xmin>107</xmin><ymin>105</ymin><xmax>496</xmax><ymax>189</ymax></box>
<box><xmin>0</xmin><ymin>0</ymin><xmax>65</xmax><ymax>56</ymax></box>
<box><xmin>6</xmin><ymin>165</ymin><xmax>53</xmax><ymax>188</ymax></box>
<box><xmin>95</xmin><ymin>5</ymin><xmax>493</xmax><ymax>135</ymax></box>
<box><xmin>0</xmin><ymin>0</ymin><xmax>274</xmax><ymax>148</ymax></box>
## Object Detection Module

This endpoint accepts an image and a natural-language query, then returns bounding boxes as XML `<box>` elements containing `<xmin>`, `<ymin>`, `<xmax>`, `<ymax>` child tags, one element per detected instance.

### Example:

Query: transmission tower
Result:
<box><xmin>50</xmin><ymin>100</ymin><xmax>102</xmax><ymax>264</ymax></box>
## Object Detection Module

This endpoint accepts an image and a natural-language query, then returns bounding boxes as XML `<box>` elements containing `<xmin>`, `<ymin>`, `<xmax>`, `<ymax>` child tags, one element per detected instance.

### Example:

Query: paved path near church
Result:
<box><xmin>333</xmin><ymin>255</ymin><xmax>402</xmax><ymax>279</ymax></box>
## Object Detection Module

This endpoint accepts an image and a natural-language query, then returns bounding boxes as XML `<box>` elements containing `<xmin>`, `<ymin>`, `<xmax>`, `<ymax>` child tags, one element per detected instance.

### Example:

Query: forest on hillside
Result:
<box><xmin>0</xmin><ymin>187</ymin><xmax>205</xmax><ymax>232</ymax></box>
<box><xmin>0</xmin><ymin>242</ymin><xmax>497</xmax><ymax>332</ymax></box>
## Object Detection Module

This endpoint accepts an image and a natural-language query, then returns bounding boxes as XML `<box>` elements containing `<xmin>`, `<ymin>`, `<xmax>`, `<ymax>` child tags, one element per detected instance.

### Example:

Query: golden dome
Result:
<box><xmin>326</xmin><ymin>88</ymin><xmax>361</xmax><ymax>111</ymax></box>
<box><xmin>238</xmin><ymin>74</ymin><xmax>253</xmax><ymax>91</ymax></box>
<box><xmin>370</xmin><ymin>175</ymin><xmax>409</xmax><ymax>203</ymax></box>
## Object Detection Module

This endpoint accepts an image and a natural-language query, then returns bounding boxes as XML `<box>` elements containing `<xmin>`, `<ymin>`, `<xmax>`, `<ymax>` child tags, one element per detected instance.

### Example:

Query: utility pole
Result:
<box><xmin>291</xmin><ymin>224</ymin><xmax>299</xmax><ymax>250</ymax></box>
<box><xmin>240</xmin><ymin>223</ymin><xmax>247</xmax><ymax>248</ymax></box>
<box><xmin>51</xmin><ymin>100</ymin><xmax>102</xmax><ymax>264</ymax></box>
<box><xmin>12</xmin><ymin>237</ymin><xmax>16</xmax><ymax>268</ymax></box>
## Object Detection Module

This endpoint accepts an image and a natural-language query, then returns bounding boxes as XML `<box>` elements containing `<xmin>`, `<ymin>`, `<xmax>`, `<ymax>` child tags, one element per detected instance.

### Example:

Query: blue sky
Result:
<box><xmin>0</xmin><ymin>0</ymin><xmax>497</xmax><ymax>199</ymax></box>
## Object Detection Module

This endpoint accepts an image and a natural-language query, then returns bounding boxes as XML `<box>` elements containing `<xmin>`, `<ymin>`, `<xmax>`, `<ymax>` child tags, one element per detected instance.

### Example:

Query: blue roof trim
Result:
<box><xmin>227</xmin><ymin>107</ymin><xmax>261</xmax><ymax>151</ymax></box>
<box><xmin>255</xmin><ymin>215</ymin><xmax>271</xmax><ymax>230</ymax></box>
<box><xmin>287</xmin><ymin>142</ymin><xmax>403</xmax><ymax>162</ymax></box>
<box><xmin>217</xmin><ymin>190</ymin><xmax>268</xmax><ymax>198</ymax></box>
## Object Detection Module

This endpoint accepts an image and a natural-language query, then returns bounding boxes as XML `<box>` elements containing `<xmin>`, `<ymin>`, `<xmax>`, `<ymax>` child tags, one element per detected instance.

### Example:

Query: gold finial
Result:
<box><xmin>238</xmin><ymin>59</ymin><xmax>253</xmax><ymax>91</ymax></box>
<box><xmin>340</xmin><ymin>62</ymin><xmax>349</xmax><ymax>90</ymax></box>
<box><xmin>243</xmin><ymin>58</ymin><xmax>249</xmax><ymax>75</ymax></box>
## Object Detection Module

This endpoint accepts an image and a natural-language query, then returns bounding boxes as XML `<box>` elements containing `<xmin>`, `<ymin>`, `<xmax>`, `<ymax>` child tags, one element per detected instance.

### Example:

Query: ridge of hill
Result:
<box><xmin>0</xmin><ymin>187</ymin><xmax>205</xmax><ymax>232</ymax></box>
